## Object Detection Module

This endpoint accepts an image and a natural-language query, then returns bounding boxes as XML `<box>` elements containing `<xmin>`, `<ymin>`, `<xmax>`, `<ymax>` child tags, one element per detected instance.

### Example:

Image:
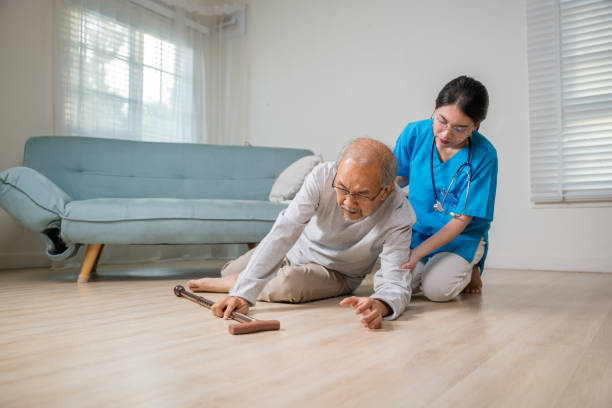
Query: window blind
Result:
<box><xmin>54</xmin><ymin>0</ymin><xmax>205</xmax><ymax>143</ymax></box>
<box><xmin>527</xmin><ymin>0</ymin><xmax>612</xmax><ymax>202</ymax></box>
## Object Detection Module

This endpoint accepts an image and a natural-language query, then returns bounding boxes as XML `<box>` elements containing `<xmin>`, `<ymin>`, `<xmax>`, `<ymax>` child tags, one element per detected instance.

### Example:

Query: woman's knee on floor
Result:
<box><xmin>419</xmin><ymin>252</ymin><xmax>472</xmax><ymax>302</ymax></box>
<box><xmin>422</xmin><ymin>280</ymin><xmax>463</xmax><ymax>302</ymax></box>
<box><xmin>421</xmin><ymin>269</ymin><xmax>469</xmax><ymax>302</ymax></box>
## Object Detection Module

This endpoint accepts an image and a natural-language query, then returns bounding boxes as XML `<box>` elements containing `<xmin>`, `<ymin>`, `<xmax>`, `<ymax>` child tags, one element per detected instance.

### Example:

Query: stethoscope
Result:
<box><xmin>430</xmin><ymin>135</ymin><xmax>473</xmax><ymax>217</ymax></box>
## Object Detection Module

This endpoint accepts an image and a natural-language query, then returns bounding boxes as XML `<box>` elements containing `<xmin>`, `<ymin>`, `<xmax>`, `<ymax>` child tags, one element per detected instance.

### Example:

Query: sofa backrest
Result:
<box><xmin>23</xmin><ymin>136</ymin><xmax>314</xmax><ymax>201</ymax></box>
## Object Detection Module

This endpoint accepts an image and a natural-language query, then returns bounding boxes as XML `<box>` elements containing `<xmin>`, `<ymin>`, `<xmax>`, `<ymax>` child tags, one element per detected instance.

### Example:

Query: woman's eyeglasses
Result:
<box><xmin>432</xmin><ymin>112</ymin><xmax>474</xmax><ymax>135</ymax></box>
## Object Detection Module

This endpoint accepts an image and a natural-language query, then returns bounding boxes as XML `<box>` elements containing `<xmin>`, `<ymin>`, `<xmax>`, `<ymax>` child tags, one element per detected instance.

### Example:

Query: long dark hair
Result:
<box><xmin>435</xmin><ymin>76</ymin><xmax>489</xmax><ymax>125</ymax></box>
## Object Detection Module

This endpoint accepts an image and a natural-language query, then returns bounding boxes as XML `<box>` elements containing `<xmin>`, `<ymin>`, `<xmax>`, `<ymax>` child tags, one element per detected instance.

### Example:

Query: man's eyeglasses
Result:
<box><xmin>331</xmin><ymin>174</ymin><xmax>384</xmax><ymax>203</ymax></box>
<box><xmin>432</xmin><ymin>112</ymin><xmax>474</xmax><ymax>135</ymax></box>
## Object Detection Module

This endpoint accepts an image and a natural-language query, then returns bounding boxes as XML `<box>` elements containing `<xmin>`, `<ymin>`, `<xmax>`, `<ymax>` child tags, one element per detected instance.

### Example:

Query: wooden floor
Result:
<box><xmin>1</xmin><ymin>261</ymin><xmax>611</xmax><ymax>408</ymax></box>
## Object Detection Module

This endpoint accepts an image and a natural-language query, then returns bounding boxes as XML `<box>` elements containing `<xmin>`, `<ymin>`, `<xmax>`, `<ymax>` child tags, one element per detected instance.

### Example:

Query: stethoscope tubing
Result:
<box><xmin>430</xmin><ymin>136</ymin><xmax>473</xmax><ymax>217</ymax></box>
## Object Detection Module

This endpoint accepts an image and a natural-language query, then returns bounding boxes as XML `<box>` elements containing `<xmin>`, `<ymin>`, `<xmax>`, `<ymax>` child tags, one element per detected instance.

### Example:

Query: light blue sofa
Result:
<box><xmin>0</xmin><ymin>136</ymin><xmax>312</xmax><ymax>282</ymax></box>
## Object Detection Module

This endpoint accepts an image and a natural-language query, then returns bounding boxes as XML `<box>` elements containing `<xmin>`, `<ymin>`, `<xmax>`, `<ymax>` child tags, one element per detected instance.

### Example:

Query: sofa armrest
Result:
<box><xmin>0</xmin><ymin>166</ymin><xmax>71</xmax><ymax>231</ymax></box>
<box><xmin>0</xmin><ymin>166</ymin><xmax>81</xmax><ymax>260</ymax></box>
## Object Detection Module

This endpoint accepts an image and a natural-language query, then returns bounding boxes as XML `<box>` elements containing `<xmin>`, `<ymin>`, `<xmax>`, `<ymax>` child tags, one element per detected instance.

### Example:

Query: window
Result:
<box><xmin>55</xmin><ymin>0</ymin><xmax>206</xmax><ymax>143</ymax></box>
<box><xmin>527</xmin><ymin>0</ymin><xmax>612</xmax><ymax>202</ymax></box>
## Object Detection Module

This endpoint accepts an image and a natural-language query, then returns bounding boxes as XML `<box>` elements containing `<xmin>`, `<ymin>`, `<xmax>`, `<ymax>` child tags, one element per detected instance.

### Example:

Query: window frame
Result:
<box><xmin>527</xmin><ymin>0</ymin><xmax>612</xmax><ymax>204</ymax></box>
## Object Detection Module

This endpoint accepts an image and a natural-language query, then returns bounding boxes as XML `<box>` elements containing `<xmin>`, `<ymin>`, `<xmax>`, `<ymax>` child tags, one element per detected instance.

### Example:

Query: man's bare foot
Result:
<box><xmin>187</xmin><ymin>275</ymin><xmax>238</xmax><ymax>293</ymax></box>
<box><xmin>463</xmin><ymin>265</ymin><xmax>483</xmax><ymax>294</ymax></box>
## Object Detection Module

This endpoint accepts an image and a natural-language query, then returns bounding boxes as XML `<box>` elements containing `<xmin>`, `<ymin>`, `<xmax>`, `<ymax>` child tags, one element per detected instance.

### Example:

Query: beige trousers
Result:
<box><xmin>221</xmin><ymin>249</ymin><xmax>352</xmax><ymax>303</ymax></box>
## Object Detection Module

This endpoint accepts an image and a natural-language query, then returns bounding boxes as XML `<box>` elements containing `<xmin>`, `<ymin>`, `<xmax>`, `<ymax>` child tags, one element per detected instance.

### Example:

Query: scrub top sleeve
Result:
<box><xmin>463</xmin><ymin>154</ymin><xmax>498</xmax><ymax>221</ymax></box>
<box><xmin>393</xmin><ymin>124</ymin><xmax>417</xmax><ymax>179</ymax></box>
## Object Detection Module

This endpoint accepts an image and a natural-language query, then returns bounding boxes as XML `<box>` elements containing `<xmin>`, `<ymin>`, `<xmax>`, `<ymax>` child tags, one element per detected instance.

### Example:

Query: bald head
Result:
<box><xmin>336</xmin><ymin>138</ymin><xmax>398</xmax><ymax>187</ymax></box>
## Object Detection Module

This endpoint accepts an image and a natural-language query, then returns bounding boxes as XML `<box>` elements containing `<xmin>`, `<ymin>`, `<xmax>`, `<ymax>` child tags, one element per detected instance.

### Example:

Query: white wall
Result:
<box><xmin>0</xmin><ymin>0</ymin><xmax>54</xmax><ymax>268</ymax></box>
<box><xmin>1</xmin><ymin>0</ymin><xmax>611</xmax><ymax>273</ymax></box>
<box><xmin>246</xmin><ymin>0</ymin><xmax>612</xmax><ymax>273</ymax></box>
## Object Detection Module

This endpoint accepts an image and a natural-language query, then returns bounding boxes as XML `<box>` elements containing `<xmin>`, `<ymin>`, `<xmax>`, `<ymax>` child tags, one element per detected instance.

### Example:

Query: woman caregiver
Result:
<box><xmin>393</xmin><ymin>75</ymin><xmax>498</xmax><ymax>301</ymax></box>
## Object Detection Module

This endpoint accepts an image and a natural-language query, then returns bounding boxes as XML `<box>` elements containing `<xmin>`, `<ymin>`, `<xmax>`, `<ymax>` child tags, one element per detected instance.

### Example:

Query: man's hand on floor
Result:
<box><xmin>212</xmin><ymin>296</ymin><xmax>249</xmax><ymax>320</ymax></box>
<box><xmin>340</xmin><ymin>296</ymin><xmax>390</xmax><ymax>329</ymax></box>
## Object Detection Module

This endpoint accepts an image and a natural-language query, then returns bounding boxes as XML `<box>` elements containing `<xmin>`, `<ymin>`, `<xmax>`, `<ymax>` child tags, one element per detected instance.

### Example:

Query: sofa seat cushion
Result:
<box><xmin>61</xmin><ymin>198</ymin><xmax>288</xmax><ymax>245</ymax></box>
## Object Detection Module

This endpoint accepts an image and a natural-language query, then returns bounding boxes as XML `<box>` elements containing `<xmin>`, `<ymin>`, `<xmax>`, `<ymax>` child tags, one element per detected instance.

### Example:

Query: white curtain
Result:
<box><xmin>205</xmin><ymin>4</ymin><xmax>249</xmax><ymax>146</ymax></box>
<box><xmin>52</xmin><ymin>0</ymin><xmax>250</xmax><ymax>268</ymax></box>
<box><xmin>53</xmin><ymin>0</ymin><xmax>248</xmax><ymax>145</ymax></box>
<box><xmin>166</xmin><ymin>0</ymin><xmax>249</xmax><ymax>145</ymax></box>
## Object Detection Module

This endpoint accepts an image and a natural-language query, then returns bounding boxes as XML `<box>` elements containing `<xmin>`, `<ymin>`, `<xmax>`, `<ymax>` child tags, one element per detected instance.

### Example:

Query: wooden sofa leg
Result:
<box><xmin>247</xmin><ymin>243</ymin><xmax>257</xmax><ymax>250</ymax></box>
<box><xmin>77</xmin><ymin>244</ymin><xmax>105</xmax><ymax>283</ymax></box>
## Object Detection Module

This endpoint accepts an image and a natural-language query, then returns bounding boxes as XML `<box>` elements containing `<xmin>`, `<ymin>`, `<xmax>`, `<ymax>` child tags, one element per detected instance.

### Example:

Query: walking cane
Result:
<box><xmin>173</xmin><ymin>285</ymin><xmax>280</xmax><ymax>335</ymax></box>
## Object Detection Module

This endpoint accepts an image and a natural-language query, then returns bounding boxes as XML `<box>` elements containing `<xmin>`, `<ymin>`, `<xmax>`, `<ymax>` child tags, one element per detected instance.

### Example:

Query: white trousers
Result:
<box><xmin>411</xmin><ymin>238</ymin><xmax>486</xmax><ymax>302</ymax></box>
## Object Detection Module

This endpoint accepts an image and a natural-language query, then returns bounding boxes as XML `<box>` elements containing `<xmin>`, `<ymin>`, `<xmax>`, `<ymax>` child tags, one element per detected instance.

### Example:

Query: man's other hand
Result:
<box><xmin>340</xmin><ymin>296</ymin><xmax>390</xmax><ymax>329</ymax></box>
<box><xmin>211</xmin><ymin>296</ymin><xmax>249</xmax><ymax>320</ymax></box>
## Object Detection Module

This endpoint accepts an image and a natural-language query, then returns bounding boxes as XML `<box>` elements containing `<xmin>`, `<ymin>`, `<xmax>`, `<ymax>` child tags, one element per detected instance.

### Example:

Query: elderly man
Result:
<box><xmin>188</xmin><ymin>138</ymin><xmax>416</xmax><ymax>329</ymax></box>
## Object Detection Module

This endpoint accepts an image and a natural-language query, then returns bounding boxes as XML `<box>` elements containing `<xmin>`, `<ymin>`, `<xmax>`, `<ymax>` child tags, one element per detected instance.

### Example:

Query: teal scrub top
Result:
<box><xmin>393</xmin><ymin>119</ymin><xmax>498</xmax><ymax>267</ymax></box>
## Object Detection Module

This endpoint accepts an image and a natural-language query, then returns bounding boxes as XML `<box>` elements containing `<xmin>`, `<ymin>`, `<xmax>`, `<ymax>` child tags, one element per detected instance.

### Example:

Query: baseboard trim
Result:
<box><xmin>4</xmin><ymin>250</ymin><xmax>609</xmax><ymax>273</ymax></box>
<box><xmin>486</xmin><ymin>254</ymin><xmax>612</xmax><ymax>273</ymax></box>
<box><xmin>0</xmin><ymin>252</ymin><xmax>52</xmax><ymax>270</ymax></box>
<box><xmin>0</xmin><ymin>244</ymin><xmax>248</xmax><ymax>271</ymax></box>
